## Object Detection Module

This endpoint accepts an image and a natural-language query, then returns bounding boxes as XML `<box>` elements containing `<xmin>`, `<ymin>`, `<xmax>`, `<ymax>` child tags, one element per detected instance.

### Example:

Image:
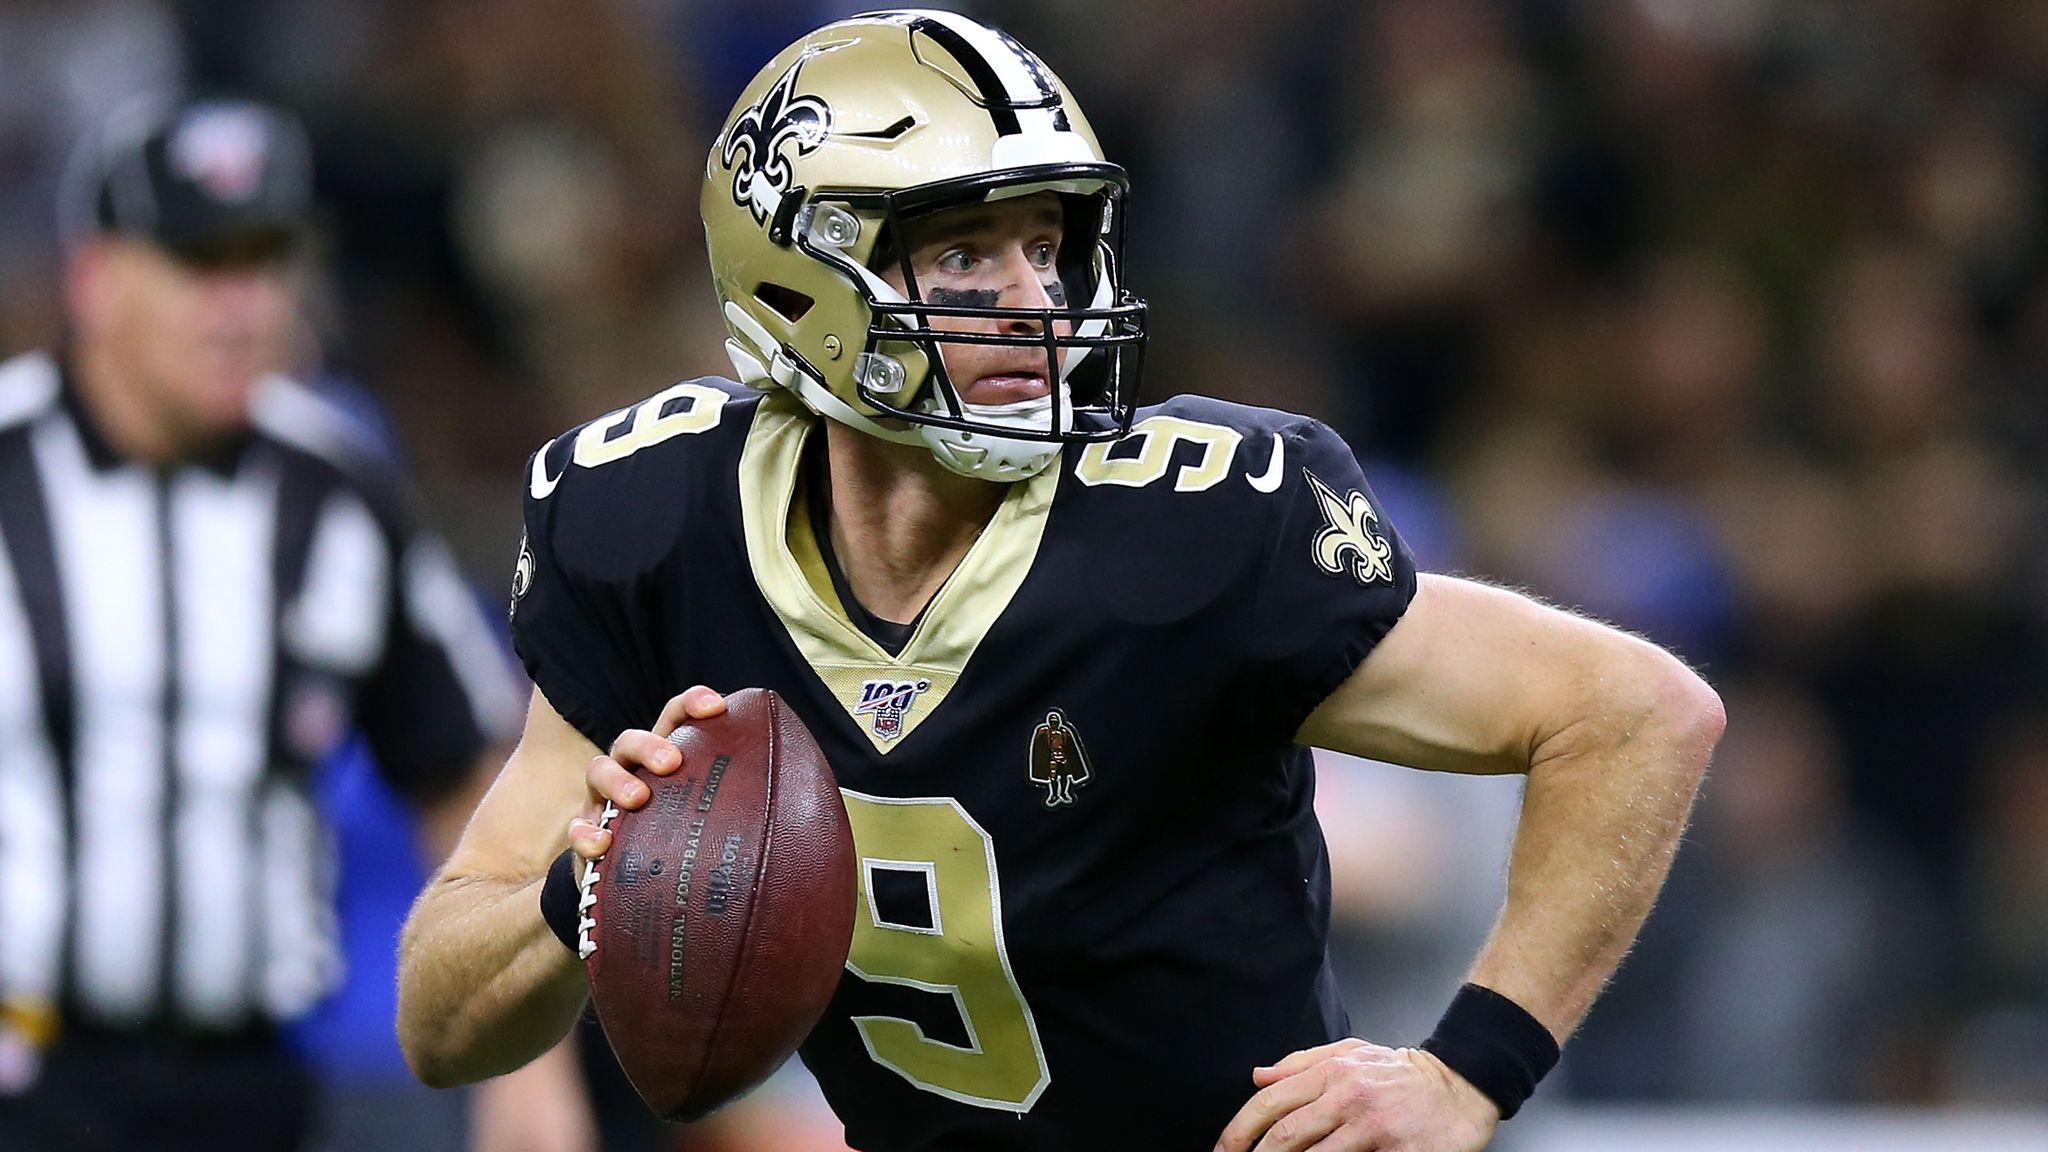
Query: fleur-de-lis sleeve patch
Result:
<box><xmin>508</xmin><ymin>531</ymin><xmax>535</xmax><ymax>621</ymax></box>
<box><xmin>1303</xmin><ymin>468</ymin><xmax>1394</xmax><ymax>586</ymax></box>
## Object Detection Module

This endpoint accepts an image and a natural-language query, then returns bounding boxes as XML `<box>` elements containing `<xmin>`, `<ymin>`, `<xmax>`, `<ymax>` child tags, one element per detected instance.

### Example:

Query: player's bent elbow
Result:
<box><xmin>403</xmin><ymin>1047</ymin><xmax>491</xmax><ymax>1093</ymax></box>
<box><xmin>1617</xmin><ymin>645</ymin><xmax>1725</xmax><ymax>780</ymax></box>
<box><xmin>397</xmin><ymin>1020</ymin><xmax>463</xmax><ymax>1090</ymax></box>
<box><xmin>395</xmin><ymin>926</ymin><xmax>586</xmax><ymax>1087</ymax></box>
<box><xmin>394</xmin><ymin>972</ymin><xmax>472</xmax><ymax>1089</ymax></box>
<box><xmin>1675</xmin><ymin>665</ymin><xmax>1727</xmax><ymax>750</ymax></box>
<box><xmin>394</xmin><ymin>994</ymin><xmax>458</xmax><ymax>1088</ymax></box>
<box><xmin>394</xmin><ymin>987</ymin><xmax>518</xmax><ymax>1089</ymax></box>
<box><xmin>393</xmin><ymin>910</ymin><xmax>502</xmax><ymax>1088</ymax></box>
<box><xmin>1535</xmin><ymin>630</ymin><xmax>1725</xmax><ymax>784</ymax></box>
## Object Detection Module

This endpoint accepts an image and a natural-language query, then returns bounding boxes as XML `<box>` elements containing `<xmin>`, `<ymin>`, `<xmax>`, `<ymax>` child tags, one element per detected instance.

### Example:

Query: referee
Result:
<box><xmin>0</xmin><ymin>98</ymin><xmax>556</xmax><ymax>1151</ymax></box>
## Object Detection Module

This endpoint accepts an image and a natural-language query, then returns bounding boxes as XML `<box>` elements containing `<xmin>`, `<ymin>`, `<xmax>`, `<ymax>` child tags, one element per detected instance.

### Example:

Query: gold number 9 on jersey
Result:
<box><xmin>840</xmin><ymin>792</ymin><xmax>1050</xmax><ymax>1111</ymax></box>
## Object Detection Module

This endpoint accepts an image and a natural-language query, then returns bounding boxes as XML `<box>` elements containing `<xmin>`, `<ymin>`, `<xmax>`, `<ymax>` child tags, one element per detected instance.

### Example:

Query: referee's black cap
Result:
<box><xmin>63</xmin><ymin>96</ymin><xmax>314</xmax><ymax>264</ymax></box>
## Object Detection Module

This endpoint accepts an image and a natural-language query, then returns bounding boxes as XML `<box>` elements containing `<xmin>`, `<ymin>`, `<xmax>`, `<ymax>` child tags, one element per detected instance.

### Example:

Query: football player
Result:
<box><xmin>396</xmin><ymin>12</ymin><xmax>1723</xmax><ymax>1152</ymax></box>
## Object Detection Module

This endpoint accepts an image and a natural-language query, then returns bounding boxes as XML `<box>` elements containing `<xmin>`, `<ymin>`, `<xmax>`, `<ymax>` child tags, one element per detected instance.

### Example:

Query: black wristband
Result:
<box><xmin>539</xmin><ymin>847</ymin><xmax>582</xmax><ymax>956</ymax></box>
<box><xmin>1418</xmin><ymin>984</ymin><xmax>1559</xmax><ymax>1120</ymax></box>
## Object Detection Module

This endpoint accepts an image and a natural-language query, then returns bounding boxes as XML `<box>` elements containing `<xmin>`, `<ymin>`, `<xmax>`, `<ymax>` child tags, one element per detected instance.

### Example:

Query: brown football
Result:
<box><xmin>579</xmin><ymin>687</ymin><xmax>855</xmax><ymax>1121</ymax></box>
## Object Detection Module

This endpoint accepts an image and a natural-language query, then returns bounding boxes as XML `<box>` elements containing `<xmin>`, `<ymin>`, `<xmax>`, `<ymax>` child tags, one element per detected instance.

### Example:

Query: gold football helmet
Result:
<box><xmin>702</xmin><ymin>9</ymin><xmax>1147</xmax><ymax>481</ymax></box>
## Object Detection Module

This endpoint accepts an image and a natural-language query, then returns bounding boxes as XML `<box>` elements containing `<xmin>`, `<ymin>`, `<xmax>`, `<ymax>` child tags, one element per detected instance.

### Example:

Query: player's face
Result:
<box><xmin>74</xmin><ymin>236</ymin><xmax>301</xmax><ymax>443</ymax></box>
<box><xmin>881</xmin><ymin>192</ymin><xmax>1074</xmax><ymax>407</ymax></box>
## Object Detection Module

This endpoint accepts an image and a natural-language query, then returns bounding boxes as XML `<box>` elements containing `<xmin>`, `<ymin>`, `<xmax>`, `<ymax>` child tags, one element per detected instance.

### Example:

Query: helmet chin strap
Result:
<box><xmin>786</xmin><ymin>368</ymin><xmax>927</xmax><ymax>448</ymax></box>
<box><xmin>725</xmin><ymin>298</ymin><xmax>927</xmax><ymax>448</ymax></box>
<box><xmin>728</xmin><ymin>266</ymin><xmax>1075</xmax><ymax>484</ymax></box>
<box><xmin>763</xmin><ymin>343</ymin><xmax>1064</xmax><ymax>483</ymax></box>
<box><xmin>915</xmin><ymin>386</ymin><xmax>1070</xmax><ymax>482</ymax></box>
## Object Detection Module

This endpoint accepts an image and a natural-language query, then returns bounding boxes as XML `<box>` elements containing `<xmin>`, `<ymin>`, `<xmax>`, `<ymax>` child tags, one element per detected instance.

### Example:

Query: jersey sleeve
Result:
<box><xmin>1233</xmin><ymin>418</ymin><xmax>1419</xmax><ymax>743</ymax></box>
<box><xmin>506</xmin><ymin>435</ymin><xmax>672</xmax><ymax>752</ymax></box>
<box><xmin>355</xmin><ymin>518</ymin><xmax>524</xmax><ymax>804</ymax></box>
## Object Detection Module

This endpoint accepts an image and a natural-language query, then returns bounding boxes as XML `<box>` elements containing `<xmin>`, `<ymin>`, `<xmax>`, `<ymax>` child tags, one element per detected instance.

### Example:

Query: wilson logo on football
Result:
<box><xmin>854</xmin><ymin>678</ymin><xmax>931</xmax><ymax>742</ymax></box>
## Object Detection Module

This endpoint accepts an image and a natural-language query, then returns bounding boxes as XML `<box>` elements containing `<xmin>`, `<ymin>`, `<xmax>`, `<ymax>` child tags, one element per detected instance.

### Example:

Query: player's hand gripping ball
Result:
<box><xmin>575</xmin><ymin>687</ymin><xmax>855</xmax><ymax>1120</ymax></box>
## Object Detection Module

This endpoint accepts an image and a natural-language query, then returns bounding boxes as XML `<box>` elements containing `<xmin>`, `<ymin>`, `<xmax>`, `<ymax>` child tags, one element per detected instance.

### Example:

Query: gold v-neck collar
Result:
<box><xmin>739</xmin><ymin>393</ymin><xmax>1057</xmax><ymax>751</ymax></box>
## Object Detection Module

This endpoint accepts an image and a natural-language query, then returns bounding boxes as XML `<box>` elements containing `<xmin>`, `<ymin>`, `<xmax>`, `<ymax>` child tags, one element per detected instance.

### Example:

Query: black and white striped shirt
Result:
<box><xmin>0</xmin><ymin>351</ymin><xmax>519</xmax><ymax>1034</ymax></box>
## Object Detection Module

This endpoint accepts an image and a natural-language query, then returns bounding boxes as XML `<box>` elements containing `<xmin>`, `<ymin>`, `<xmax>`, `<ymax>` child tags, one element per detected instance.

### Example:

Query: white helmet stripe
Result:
<box><xmin>911</xmin><ymin>9</ymin><xmax>1054</xmax><ymax>102</ymax></box>
<box><xmin>882</xmin><ymin>10</ymin><xmax>1066</xmax><ymax>138</ymax></box>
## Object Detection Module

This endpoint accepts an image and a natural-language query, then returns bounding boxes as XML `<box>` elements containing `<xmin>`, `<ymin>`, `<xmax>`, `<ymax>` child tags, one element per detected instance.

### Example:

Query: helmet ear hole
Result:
<box><xmin>1064</xmin><ymin>348</ymin><xmax>1112</xmax><ymax>407</ymax></box>
<box><xmin>867</xmin><ymin>225</ymin><xmax>900</xmax><ymax>280</ymax></box>
<box><xmin>1054</xmin><ymin>192</ymin><xmax>1103</xmax><ymax>304</ymax></box>
<box><xmin>754</xmin><ymin>282</ymin><xmax>814</xmax><ymax>323</ymax></box>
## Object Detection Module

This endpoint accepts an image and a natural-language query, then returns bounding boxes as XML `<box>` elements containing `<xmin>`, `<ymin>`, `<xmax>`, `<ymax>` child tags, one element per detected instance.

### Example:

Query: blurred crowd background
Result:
<box><xmin>2</xmin><ymin>0</ymin><xmax>2044</xmax><ymax>1146</ymax></box>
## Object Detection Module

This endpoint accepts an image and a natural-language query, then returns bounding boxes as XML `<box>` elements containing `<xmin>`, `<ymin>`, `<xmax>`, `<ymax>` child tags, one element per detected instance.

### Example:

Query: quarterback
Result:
<box><xmin>396</xmin><ymin>12</ymin><xmax>1723</xmax><ymax>1152</ymax></box>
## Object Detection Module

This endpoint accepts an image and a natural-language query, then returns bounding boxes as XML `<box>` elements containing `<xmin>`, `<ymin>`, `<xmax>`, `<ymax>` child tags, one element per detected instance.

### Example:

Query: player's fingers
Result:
<box><xmin>1299</xmin><ymin>1120</ymin><xmax>1385</xmax><ymax>1152</ymax></box>
<box><xmin>1255</xmin><ymin>1039</ymin><xmax>1369</xmax><ymax>1085</ymax></box>
<box><xmin>609</xmin><ymin>729</ymin><xmax>681</xmax><ymax>775</ymax></box>
<box><xmin>1214</xmin><ymin>1064</ymin><xmax>1331</xmax><ymax>1152</ymax></box>
<box><xmin>566</xmin><ymin>815</ymin><xmax>612</xmax><ymax>860</ymax></box>
<box><xmin>651</xmin><ymin>695</ymin><xmax>692</xmax><ymax>737</ymax></box>
<box><xmin>1249</xmin><ymin>1095</ymin><xmax>1348</xmax><ymax>1152</ymax></box>
<box><xmin>679</xmin><ymin>685</ymin><xmax>728</xmax><ymax>720</ymax></box>
<box><xmin>652</xmin><ymin>686</ymin><xmax>729</xmax><ymax>736</ymax></box>
<box><xmin>586</xmin><ymin>755</ymin><xmax>650</xmax><ymax>809</ymax></box>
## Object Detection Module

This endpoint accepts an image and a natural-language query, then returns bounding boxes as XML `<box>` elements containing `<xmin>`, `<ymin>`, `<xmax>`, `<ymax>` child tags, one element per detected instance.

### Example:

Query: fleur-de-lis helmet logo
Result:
<box><xmin>1304</xmin><ymin>469</ymin><xmax>1394</xmax><ymax>586</ymax></box>
<box><xmin>720</xmin><ymin>55</ymin><xmax>832</xmax><ymax>224</ymax></box>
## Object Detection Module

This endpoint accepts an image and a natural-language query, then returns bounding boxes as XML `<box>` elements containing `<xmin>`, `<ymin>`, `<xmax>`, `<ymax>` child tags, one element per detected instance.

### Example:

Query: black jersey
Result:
<box><xmin>510</xmin><ymin>380</ymin><xmax>1418</xmax><ymax>1151</ymax></box>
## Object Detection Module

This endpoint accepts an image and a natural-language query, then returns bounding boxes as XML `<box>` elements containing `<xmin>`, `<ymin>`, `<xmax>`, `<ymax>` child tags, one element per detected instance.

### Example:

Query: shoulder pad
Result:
<box><xmin>524</xmin><ymin>378</ymin><xmax>757</xmax><ymax>584</ymax></box>
<box><xmin>1145</xmin><ymin>393</ymin><xmax>1319</xmax><ymax>439</ymax></box>
<box><xmin>1068</xmin><ymin>395</ymin><xmax>1326</xmax><ymax>504</ymax></box>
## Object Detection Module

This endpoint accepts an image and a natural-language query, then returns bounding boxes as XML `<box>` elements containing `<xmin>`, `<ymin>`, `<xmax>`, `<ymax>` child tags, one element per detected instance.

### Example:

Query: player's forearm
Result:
<box><xmin>1465</xmin><ymin>648</ymin><xmax>1723</xmax><ymax>1040</ymax></box>
<box><xmin>396</xmin><ymin>871</ymin><xmax>588</xmax><ymax>1087</ymax></box>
